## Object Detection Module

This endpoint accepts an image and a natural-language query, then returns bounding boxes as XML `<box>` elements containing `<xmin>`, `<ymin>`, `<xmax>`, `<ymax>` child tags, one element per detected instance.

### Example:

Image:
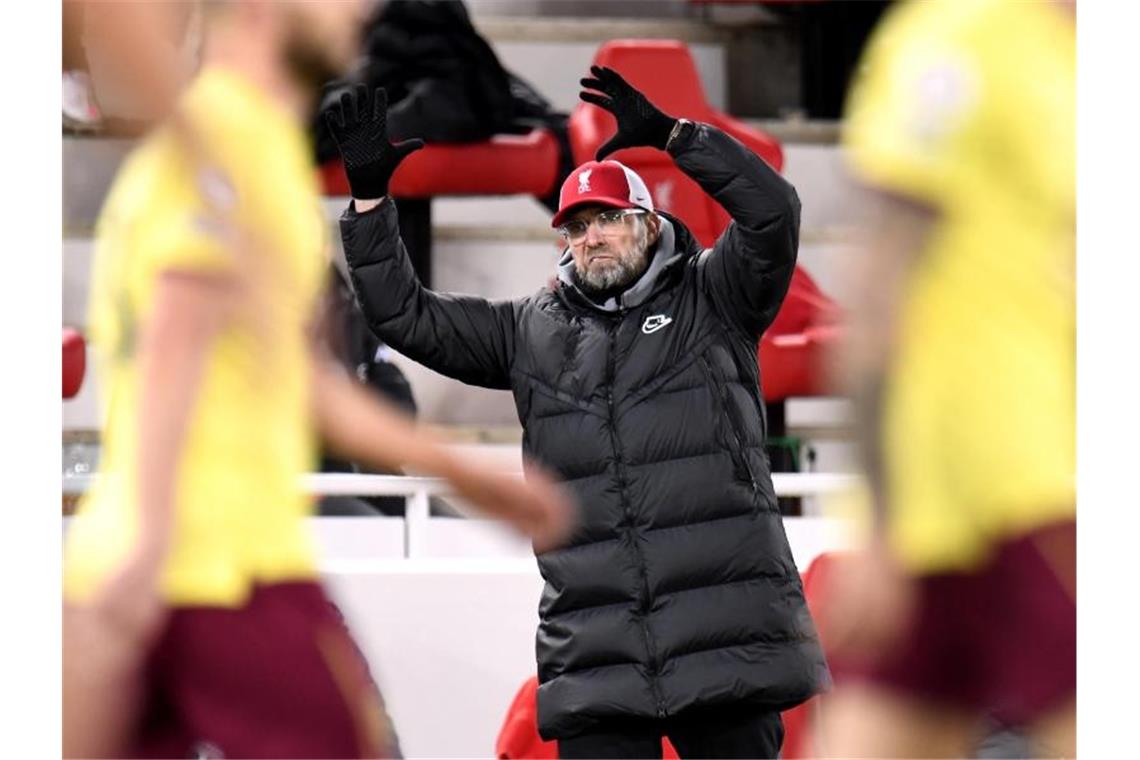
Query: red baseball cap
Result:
<box><xmin>551</xmin><ymin>160</ymin><xmax>655</xmax><ymax>228</ymax></box>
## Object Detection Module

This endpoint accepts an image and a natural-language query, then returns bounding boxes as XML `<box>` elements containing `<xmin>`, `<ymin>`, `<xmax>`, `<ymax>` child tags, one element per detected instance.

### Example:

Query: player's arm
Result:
<box><xmin>64</xmin><ymin>269</ymin><xmax>232</xmax><ymax>760</ymax></box>
<box><xmin>136</xmin><ymin>271</ymin><xmax>234</xmax><ymax>546</ymax></box>
<box><xmin>843</xmin><ymin>188</ymin><xmax>937</xmax><ymax>521</ymax></box>
<box><xmin>93</xmin><ymin>269</ymin><xmax>238</xmax><ymax>636</ymax></box>
<box><xmin>815</xmin><ymin>189</ymin><xmax>935</xmax><ymax>660</ymax></box>
<box><xmin>309</xmin><ymin>354</ymin><xmax>573</xmax><ymax>552</ymax></box>
<box><xmin>326</xmin><ymin>85</ymin><xmax>518</xmax><ymax>389</ymax></box>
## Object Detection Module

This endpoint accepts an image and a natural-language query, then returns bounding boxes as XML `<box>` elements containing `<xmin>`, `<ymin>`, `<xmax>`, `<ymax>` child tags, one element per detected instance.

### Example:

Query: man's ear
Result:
<box><xmin>647</xmin><ymin>213</ymin><xmax>662</xmax><ymax>246</ymax></box>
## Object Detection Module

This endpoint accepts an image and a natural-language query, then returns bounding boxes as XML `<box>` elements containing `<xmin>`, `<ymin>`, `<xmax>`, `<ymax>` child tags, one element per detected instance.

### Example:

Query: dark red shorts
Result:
<box><xmin>132</xmin><ymin>581</ymin><xmax>399</xmax><ymax>759</ymax></box>
<box><xmin>830</xmin><ymin>520</ymin><xmax>1075</xmax><ymax>728</ymax></box>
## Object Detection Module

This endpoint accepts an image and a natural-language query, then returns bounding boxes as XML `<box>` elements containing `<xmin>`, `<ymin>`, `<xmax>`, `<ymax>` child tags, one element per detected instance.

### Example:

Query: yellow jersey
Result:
<box><xmin>65</xmin><ymin>68</ymin><xmax>329</xmax><ymax>606</ymax></box>
<box><xmin>842</xmin><ymin>0</ymin><xmax>1075</xmax><ymax>573</ymax></box>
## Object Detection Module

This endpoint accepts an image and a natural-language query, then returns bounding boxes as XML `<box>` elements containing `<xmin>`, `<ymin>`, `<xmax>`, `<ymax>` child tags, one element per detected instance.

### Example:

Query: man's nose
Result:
<box><xmin>584</xmin><ymin>220</ymin><xmax>605</xmax><ymax>247</ymax></box>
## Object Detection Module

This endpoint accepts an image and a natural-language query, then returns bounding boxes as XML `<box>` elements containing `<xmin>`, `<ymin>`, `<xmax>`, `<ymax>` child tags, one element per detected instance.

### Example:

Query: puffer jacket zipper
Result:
<box><xmin>606</xmin><ymin>317</ymin><xmax>668</xmax><ymax>719</ymax></box>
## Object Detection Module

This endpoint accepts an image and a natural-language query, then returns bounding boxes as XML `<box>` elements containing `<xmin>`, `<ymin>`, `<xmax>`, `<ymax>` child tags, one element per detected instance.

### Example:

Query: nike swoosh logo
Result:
<box><xmin>642</xmin><ymin>316</ymin><xmax>674</xmax><ymax>334</ymax></box>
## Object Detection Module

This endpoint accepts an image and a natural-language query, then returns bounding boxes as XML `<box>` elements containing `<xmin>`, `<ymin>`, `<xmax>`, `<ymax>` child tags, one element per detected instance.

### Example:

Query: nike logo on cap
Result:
<box><xmin>642</xmin><ymin>315</ymin><xmax>673</xmax><ymax>334</ymax></box>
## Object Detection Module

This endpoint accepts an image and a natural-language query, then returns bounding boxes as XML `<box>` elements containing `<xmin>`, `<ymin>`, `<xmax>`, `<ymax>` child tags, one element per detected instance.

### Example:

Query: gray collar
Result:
<box><xmin>557</xmin><ymin>217</ymin><xmax>681</xmax><ymax>312</ymax></box>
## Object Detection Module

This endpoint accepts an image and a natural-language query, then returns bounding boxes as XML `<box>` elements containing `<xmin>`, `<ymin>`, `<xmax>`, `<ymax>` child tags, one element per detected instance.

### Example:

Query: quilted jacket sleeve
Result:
<box><xmin>670</xmin><ymin>122</ymin><xmax>800</xmax><ymax>337</ymax></box>
<box><xmin>339</xmin><ymin>199</ymin><xmax>517</xmax><ymax>389</ymax></box>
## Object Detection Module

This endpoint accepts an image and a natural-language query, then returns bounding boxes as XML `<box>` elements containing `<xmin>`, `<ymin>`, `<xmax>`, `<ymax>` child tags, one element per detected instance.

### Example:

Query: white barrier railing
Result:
<box><xmin>62</xmin><ymin>472</ymin><xmax>860</xmax><ymax>558</ymax></box>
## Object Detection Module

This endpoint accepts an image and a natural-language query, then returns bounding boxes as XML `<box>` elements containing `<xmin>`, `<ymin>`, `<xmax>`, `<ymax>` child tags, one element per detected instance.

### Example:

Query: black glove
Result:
<box><xmin>579</xmin><ymin>66</ymin><xmax>677</xmax><ymax>160</ymax></box>
<box><xmin>323</xmin><ymin>84</ymin><xmax>425</xmax><ymax>199</ymax></box>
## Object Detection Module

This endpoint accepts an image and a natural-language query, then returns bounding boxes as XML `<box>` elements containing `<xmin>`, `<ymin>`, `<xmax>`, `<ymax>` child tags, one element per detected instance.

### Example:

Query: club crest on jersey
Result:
<box><xmin>642</xmin><ymin>314</ymin><xmax>673</xmax><ymax>334</ymax></box>
<box><xmin>197</xmin><ymin>167</ymin><xmax>237</xmax><ymax>212</ymax></box>
<box><xmin>578</xmin><ymin>169</ymin><xmax>592</xmax><ymax>193</ymax></box>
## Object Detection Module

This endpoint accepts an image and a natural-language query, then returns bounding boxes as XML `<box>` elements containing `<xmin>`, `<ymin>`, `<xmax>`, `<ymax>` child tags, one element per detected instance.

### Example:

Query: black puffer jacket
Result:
<box><xmin>341</xmin><ymin>123</ymin><xmax>829</xmax><ymax>739</ymax></box>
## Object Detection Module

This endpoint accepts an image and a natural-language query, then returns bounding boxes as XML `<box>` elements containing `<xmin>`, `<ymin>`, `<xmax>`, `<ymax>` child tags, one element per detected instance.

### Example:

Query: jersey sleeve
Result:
<box><xmin>142</xmin><ymin>168</ymin><xmax>244</xmax><ymax>278</ymax></box>
<box><xmin>842</xmin><ymin>10</ymin><xmax>985</xmax><ymax>208</ymax></box>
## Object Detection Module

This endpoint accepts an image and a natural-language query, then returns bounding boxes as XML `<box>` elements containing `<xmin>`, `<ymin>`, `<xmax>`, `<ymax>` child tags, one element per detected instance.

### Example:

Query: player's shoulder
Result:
<box><xmin>846</xmin><ymin>0</ymin><xmax>1015</xmax><ymax>136</ymax></box>
<box><xmin>108</xmin><ymin>128</ymin><xmax>230</xmax><ymax>218</ymax></box>
<box><xmin>862</xmin><ymin>0</ymin><xmax>1012</xmax><ymax>79</ymax></box>
<box><xmin>132</xmin><ymin>70</ymin><xmax>285</xmax><ymax>214</ymax></box>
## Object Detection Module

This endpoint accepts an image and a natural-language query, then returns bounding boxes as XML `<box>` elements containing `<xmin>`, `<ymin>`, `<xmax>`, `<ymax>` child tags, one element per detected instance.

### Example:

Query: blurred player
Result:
<box><xmin>62</xmin><ymin>2</ymin><xmax>573</xmax><ymax>757</ymax></box>
<box><xmin>820</xmin><ymin>0</ymin><xmax>1075</xmax><ymax>756</ymax></box>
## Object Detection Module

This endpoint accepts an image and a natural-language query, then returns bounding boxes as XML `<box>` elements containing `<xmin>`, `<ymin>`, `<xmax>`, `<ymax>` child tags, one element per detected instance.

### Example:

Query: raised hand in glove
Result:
<box><xmin>579</xmin><ymin>66</ymin><xmax>677</xmax><ymax>160</ymax></box>
<box><xmin>323</xmin><ymin>84</ymin><xmax>424</xmax><ymax>199</ymax></box>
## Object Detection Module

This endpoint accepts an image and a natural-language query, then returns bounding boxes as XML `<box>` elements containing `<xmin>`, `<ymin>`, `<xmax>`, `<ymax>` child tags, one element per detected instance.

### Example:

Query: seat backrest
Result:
<box><xmin>778</xmin><ymin>551</ymin><xmax>845</xmax><ymax>759</ymax></box>
<box><xmin>628</xmin><ymin>164</ymin><xmax>725</xmax><ymax>246</ymax></box>
<box><xmin>594</xmin><ymin>40</ymin><xmax>711</xmax><ymax>117</ymax></box>
<box><xmin>767</xmin><ymin>267</ymin><xmax>844</xmax><ymax>337</ymax></box>
<box><xmin>569</xmin><ymin>42</ymin><xmax>710</xmax><ymax>158</ymax></box>
<box><xmin>63</xmin><ymin>327</ymin><xmax>86</xmax><ymax>400</ymax></box>
<box><xmin>569</xmin><ymin>40</ymin><xmax>712</xmax><ymax>168</ymax></box>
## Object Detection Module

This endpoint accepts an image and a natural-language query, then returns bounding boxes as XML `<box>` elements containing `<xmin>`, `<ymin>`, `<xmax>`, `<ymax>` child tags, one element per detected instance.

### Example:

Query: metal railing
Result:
<box><xmin>62</xmin><ymin>472</ymin><xmax>860</xmax><ymax>558</ymax></box>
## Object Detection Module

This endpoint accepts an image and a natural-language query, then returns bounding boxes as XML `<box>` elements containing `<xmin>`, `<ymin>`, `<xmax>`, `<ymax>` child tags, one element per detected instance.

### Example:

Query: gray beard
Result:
<box><xmin>575</xmin><ymin>229</ymin><xmax>651</xmax><ymax>294</ymax></box>
<box><xmin>577</xmin><ymin>251</ymin><xmax>645</xmax><ymax>292</ymax></box>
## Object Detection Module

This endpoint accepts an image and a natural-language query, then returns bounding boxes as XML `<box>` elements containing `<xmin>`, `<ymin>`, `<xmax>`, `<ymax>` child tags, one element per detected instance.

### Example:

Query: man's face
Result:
<box><xmin>280</xmin><ymin>0</ymin><xmax>365</xmax><ymax>92</ymax></box>
<box><xmin>566</xmin><ymin>205</ymin><xmax>658</xmax><ymax>293</ymax></box>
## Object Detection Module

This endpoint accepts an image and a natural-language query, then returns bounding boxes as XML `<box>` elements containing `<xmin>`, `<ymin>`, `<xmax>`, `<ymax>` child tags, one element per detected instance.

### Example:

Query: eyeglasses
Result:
<box><xmin>557</xmin><ymin>209</ymin><xmax>646</xmax><ymax>243</ymax></box>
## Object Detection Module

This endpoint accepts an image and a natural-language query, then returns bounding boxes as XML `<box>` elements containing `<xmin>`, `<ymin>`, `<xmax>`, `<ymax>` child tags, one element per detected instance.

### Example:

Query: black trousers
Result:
<box><xmin>557</xmin><ymin>706</ymin><xmax>784</xmax><ymax>760</ymax></box>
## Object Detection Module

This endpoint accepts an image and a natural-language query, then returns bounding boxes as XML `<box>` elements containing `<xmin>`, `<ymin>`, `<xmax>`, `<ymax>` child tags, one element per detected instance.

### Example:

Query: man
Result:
<box><xmin>62</xmin><ymin>2</ymin><xmax>572</xmax><ymax>757</ymax></box>
<box><xmin>329</xmin><ymin>66</ymin><xmax>828</xmax><ymax>758</ymax></box>
<box><xmin>820</xmin><ymin>0</ymin><xmax>1075</xmax><ymax>756</ymax></box>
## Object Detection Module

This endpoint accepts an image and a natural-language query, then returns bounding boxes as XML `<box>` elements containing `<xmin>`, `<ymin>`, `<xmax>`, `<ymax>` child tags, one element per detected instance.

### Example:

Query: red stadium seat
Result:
<box><xmin>760</xmin><ymin>268</ymin><xmax>845</xmax><ymax>403</ymax></box>
<box><xmin>494</xmin><ymin>676</ymin><xmax>555</xmax><ymax>760</ymax></box>
<box><xmin>319</xmin><ymin>129</ymin><xmax>561</xmax><ymax>199</ymax></box>
<box><xmin>780</xmin><ymin>551</ymin><xmax>844</xmax><ymax>759</ymax></box>
<box><xmin>63</xmin><ymin>327</ymin><xmax>86</xmax><ymax>400</ymax></box>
